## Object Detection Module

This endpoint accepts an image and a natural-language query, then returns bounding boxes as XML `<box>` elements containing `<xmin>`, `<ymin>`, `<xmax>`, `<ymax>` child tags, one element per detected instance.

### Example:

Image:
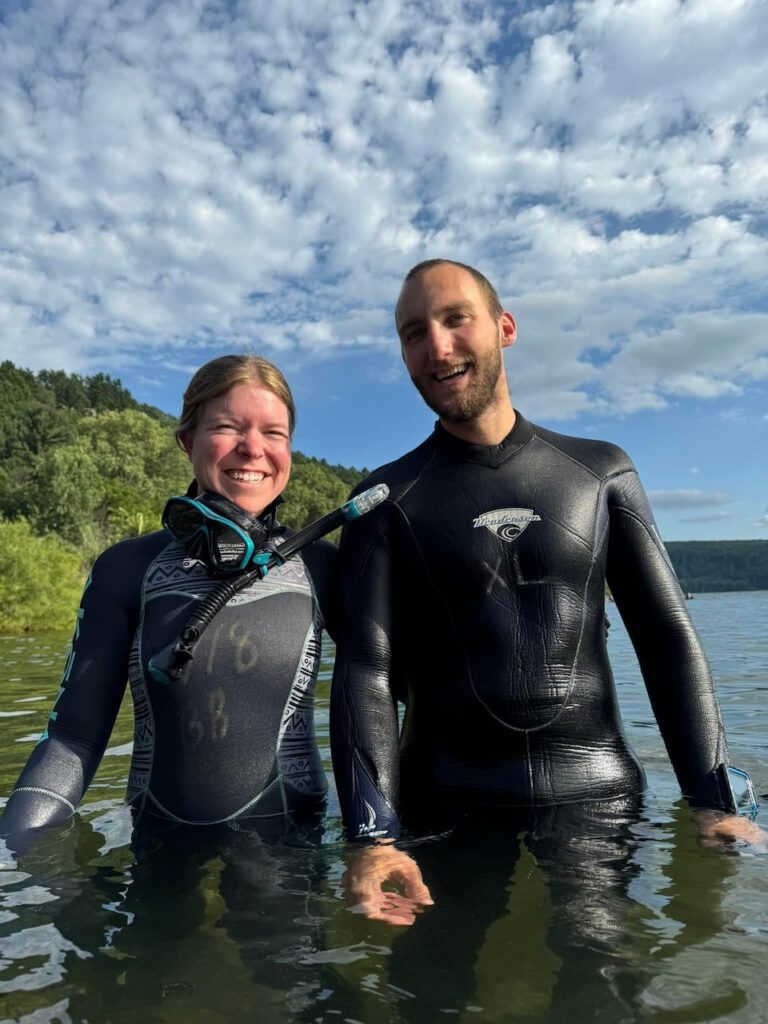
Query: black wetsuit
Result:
<box><xmin>1</xmin><ymin>524</ymin><xmax>337</xmax><ymax>839</ymax></box>
<box><xmin>330</xmin><ymin>413</ymin><xmax>731</xmax><ymax>840</ymax></box>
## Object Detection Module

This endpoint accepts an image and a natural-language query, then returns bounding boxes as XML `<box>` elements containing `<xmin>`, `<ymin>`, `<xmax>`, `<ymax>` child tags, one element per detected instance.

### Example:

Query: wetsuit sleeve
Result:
<box><xmin>0</xmin><ymin>542</ymin><xmax>139</xmax><ymax>841</ymax></box>
<box><xmin>302</xmin><ymin>538</ymin><xmax>340</xmax><ymax>643</ymax></box>
<box><xmin>330</xmin><ymin>500</ymin><xmax>401</xmax><ymax>840</ymax></box>
<box><xmin>605</xmin><ymin>470</ymin><xmax>733</xmax><ymax>811</ymax></box>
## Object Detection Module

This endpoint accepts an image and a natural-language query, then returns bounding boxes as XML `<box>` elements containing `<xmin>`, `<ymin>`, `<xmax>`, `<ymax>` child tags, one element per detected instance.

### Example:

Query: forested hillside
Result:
<box><xmin>0</xmin><ymin>361</ymin><xmax>365</xmax><ymax>632</ymax></box>
<box><xmin>666</xmin><ymin>541</ymin><xmax>768</xmax><ymax>594</ymax></box>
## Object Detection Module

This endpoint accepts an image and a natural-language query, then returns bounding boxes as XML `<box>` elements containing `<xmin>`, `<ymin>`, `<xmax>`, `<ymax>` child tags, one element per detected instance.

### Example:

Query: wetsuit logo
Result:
<box><xmin>473</xmin><ymin>508</ymin><xmax>541</xmax><ymax>542</ymax></box>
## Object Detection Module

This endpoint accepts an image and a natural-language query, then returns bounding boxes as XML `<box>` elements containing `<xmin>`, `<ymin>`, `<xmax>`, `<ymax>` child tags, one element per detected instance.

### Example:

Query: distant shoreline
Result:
<box><xmin>666</xmin><ymin>540</ymin><xmax>768</xmax><ymax>594</ymax></box>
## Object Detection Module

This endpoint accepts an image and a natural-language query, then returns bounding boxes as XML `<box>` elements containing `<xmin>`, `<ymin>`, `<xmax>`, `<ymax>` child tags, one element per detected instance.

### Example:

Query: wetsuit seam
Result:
<box><xmin>486</xmin><ymin>533</ymin><xmax>602</xmax><ymax>738</ymax></box>
<box><xmin>10</xmin><ymin>787</ymin><xmax>76</xmax><ymax>814</ymax></box>
<box><xmin>145</xmin><ymin>776</ymin><xmax>284</xmax><ymax>825</ymax></box>
<box><xmin>130</xmin><ymin>544</ymin><xmax>165</xmax><ymax>821</ymax></box>
<box><xmin>276</xmin><ymin>587</ymin><xmax>326</xmax><ymax>798</ymax></box>
<box><xmin>463</xmin><ymin>513</ymin><xmax>606</xmax><ymax>737</ymax></box>
<box><xmin>533</xmin><ymin>432</ymin><xmax>604</xmax><ymax>481</ymax></box>
<box><xmin>539</xmin><ymin>508</ymin><xmax>612</xmax><ymax>738</ymax></box>
<box><xmin>604</xmin><ymin>467</ymin><xmax>639</xmax><ymax>485</ymax></box>
<box><xmin>611</xmin><ymin>504</ymin><xmax>676</xmax><ymax>574</ymax></box>
<box><xmin>390</xmin><ymin>444</ymin><xmax>440</xmax><ymax>506</ymax></box>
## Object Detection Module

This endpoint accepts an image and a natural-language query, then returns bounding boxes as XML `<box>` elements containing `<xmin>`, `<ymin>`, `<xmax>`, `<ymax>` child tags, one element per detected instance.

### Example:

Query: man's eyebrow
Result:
<box><xmin>397</xmin><ymin>302</ymin><xmax>473</xmax><ymax>336</ymax></box>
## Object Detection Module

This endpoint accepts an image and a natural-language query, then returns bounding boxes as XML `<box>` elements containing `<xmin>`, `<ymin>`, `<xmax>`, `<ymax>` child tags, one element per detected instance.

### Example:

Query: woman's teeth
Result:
<box><xmin>226</xmin><ymin>470</ymin><xmax>265</xmax><ymax>482</ymax></box>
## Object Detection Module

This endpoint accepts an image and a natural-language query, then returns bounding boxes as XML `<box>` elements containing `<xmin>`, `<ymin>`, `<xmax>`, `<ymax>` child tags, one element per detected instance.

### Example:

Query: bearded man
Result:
<box><xmin>331</xmin><ymin>259</ymin><xmax>763</xmax><ymax>925</ymax></box>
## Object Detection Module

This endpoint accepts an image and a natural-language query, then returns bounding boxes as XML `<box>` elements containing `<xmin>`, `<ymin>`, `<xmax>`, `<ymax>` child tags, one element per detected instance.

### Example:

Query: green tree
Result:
<box><xmin>26</xmin><ymin>409</ymin><xmax>189</xmax><ymax>556</ymax></box>
<box><xmin>29</xmin><ymin>444</ymin><xmax>105</xmax><ymax>549</ymax></box>
<box><xmin>282</xmin><ymin>460</ymin><xmax>349</xmax><ymax>531</ymax></box>
<box><xmin>0</xmin><ymin>519</ymin><xmax>85</xmax><ymax>633</ymax></box>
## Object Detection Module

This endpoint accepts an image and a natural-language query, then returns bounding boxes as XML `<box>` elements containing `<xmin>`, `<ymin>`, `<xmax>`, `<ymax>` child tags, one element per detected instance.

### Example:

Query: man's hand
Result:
<box><xmin>342</xmin><ymin>843</ymin><xmax>434</xmax><ymax>926</ymax></box>
<box><xmin>695</xmin><ymin>809</ymin><xmax>768</xmax><ymax>852</ymax></box>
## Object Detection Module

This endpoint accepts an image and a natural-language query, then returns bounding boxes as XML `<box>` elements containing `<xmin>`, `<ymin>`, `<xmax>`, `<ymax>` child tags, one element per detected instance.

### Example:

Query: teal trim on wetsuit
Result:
<box><xmin>1</xmin><ymin>524</ymin><xmax>337</xmax><ymax>840</ymax></box>
<box><xmin>330</xmin><ymin>413</ymin><xmax>733</xmax><ymax>841</ymax></box>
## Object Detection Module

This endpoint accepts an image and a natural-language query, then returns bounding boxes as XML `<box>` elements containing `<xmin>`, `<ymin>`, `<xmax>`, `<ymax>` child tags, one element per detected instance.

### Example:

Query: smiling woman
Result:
<box><xmin>179</xmin><ymin>382</ymin><xmax>292</xmax><ymax>514</ymax></box>
<box><xmin>0</xmin><ymin>354</ymin><xmax>338</xmax><ymax>851</ymax></box>
<box><xmin>175</xmin><ymin>356</ymin><xmax>295</xmax><ymax>514</ymax></box>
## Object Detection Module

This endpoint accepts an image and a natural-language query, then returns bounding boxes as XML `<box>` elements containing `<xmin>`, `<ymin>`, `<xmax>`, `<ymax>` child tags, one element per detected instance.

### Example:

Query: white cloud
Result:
<box><xmin>648</xmin><ymin>489</ymin><xmax>730</xmax><ymax>508</ymax></box>
<box><xmin>0</xmin><ymin>0</ymin><xmax>766</xmax><ymax>423</ymax></box>
<box><xmin>679</xmin><ymin>512</ymin><xmax>736</xmax><ymax>524</ymax></box>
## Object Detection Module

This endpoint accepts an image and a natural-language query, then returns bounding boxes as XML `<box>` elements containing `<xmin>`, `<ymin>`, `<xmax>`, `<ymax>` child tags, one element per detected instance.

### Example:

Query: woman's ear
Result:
<box><xmin>176</xmin><ymin>430</ymin><xmax>193</xmax><ymax>457</ymax></box>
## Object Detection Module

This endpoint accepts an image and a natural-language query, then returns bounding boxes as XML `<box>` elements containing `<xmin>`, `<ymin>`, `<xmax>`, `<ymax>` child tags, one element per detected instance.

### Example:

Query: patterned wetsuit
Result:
<box><xmin>1</xmin><ymin>526</ymin><xmax>337</xmax><ymax>838</ymax></box>
<box><xmin>331</xmin><ymin>413</ymin><xmax>732</xmax><ymax>840</ymax></box>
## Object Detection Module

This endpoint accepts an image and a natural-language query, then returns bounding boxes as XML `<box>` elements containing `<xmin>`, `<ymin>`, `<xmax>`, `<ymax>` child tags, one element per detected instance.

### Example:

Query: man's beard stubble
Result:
<box><xmin>412</xmin><ymin>345</ymin><xmax>503</xmax><ymax>424</ymax></box>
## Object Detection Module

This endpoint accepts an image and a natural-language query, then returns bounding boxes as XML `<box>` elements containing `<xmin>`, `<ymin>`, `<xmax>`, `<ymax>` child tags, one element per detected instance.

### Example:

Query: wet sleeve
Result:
<box><xmin>605</xmin><ymin>470</ymin><xmax>734</xmax><ymax>811</ymax></box>
<box><xmin>0</xmin><ymin>543</ymin><xmax>139</xmax><ymax>839</ymax></box>
<box><xmin>330</xmin><ymin>499</ymin><xmax>402</xmax><ymax>840</ymax></box>
<box><xmin>302</xmin><ymin>539</ymin><xmax>341</xmax><ymax>643</ymax></box>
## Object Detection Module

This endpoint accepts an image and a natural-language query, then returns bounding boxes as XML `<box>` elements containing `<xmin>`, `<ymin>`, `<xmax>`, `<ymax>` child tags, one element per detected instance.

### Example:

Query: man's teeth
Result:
<box><xmin>436</xmin><ymin>365</ymin><xmax>468</xmax><ymax>382</ymax></box>
<box><xmin>227</xmin><ymin>470</ymin><xmax>265</xmax><ymax>482</ymax></box>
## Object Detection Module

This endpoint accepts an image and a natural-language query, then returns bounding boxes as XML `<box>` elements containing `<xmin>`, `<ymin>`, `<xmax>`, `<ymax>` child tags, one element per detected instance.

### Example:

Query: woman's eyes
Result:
<box><xmin>209</xmin><ymin>423</ymin><xmax>288</xmax><ymax>439</ymax></box>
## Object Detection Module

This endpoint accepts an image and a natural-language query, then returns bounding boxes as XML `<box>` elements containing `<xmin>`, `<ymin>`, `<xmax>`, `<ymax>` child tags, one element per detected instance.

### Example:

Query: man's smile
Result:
<box><xmin>433</xmin><ymin>362</ymin><xmax>471</xmax><ymax>383</ymax></box>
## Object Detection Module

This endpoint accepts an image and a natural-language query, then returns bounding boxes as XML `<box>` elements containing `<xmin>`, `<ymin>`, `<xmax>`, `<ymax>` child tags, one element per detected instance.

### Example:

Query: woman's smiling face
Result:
<box><xmin>179</xmin><ymin>382</ymin><xmax>292</xmax><ymax>515</ymax></box>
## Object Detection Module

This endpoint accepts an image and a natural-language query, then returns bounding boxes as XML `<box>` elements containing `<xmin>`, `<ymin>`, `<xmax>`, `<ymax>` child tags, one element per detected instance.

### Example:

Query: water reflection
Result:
<box><xmin>0</xmin><ymin>791</ymin><xmax>757</xmax><ymax>1022</ymax></box>
<box><xmin>1</xmin><ymin>601</ymin><xmax>767</xmax><ymax>1023</ymax></box>
<box><xmin>320</xmin><ymin>800</ymin><xmax>740</xmax><ymax>1023</ymax></box>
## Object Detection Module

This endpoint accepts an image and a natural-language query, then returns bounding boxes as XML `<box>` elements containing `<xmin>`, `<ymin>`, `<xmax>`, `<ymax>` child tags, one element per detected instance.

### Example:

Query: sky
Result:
<box><xmin>1</xmin><ymin>0</ymin><xmax>767</xmax><ymax>540</ymax></box>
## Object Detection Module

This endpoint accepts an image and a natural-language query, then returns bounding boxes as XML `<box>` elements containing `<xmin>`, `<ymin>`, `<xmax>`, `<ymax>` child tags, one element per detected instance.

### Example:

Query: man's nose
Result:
<box><xmin>426</xmin><ymin>323</ymin><xmax>454</xmax><ymax>361</ymax></box>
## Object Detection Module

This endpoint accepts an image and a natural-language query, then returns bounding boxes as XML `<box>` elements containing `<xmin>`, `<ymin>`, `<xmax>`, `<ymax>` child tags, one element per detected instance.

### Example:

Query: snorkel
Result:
<box><xmin>148</xmin><ymin>482</ymin><xmax>389</xmax><ymax>684</ymax></box>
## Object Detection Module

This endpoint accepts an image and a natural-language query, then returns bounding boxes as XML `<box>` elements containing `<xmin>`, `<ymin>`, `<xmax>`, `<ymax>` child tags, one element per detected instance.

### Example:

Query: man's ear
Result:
<box><xmin>500</xmin><ymin>311</ymin><xmax>517</xmax><ymax>350</ymax></box>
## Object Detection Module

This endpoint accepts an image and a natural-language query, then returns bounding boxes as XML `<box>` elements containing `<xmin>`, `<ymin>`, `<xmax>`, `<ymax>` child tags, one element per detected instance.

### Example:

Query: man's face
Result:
<box><xmin>395</xmin><ymin>264</ymin><xmax>516</xmax><ymax>424</ymax></box>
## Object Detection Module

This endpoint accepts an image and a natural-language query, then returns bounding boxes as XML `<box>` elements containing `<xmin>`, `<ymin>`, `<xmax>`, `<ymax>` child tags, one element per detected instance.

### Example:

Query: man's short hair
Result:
<box><xmin>402</xmin><ymin>259</ymin><xmax>503</xmax><ymax>319</ymax></box>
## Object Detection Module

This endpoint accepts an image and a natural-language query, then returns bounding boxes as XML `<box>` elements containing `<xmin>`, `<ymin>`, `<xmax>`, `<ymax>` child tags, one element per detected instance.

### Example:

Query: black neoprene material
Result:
<box><xmin>1</xmin><ymin>523</ymin><xmax>337</xmax><ymax>841</ymax></box>
<box><xmin>330</xmin><ymin>413</ymin><xmax>732</xmax><ymax>841</ymax></box>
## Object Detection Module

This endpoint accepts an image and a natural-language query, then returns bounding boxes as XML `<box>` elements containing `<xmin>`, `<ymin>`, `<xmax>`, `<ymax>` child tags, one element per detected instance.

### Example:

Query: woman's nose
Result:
<box><xmin>236</xmin><ymin>430</ymin><xmax>265</xmax><ymax>458</ymax></box>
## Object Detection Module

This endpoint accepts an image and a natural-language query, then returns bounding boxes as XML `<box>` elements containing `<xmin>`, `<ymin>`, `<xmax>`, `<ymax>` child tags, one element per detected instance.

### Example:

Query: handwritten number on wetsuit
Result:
<box><xmin>229</xmin><ymin>620</ymin><xmax>259</xmax><ymax>673</ymax></box>
<box><xmin>205</xmin><ymin>619</ymin><xmax>259</xmax><ymax>675</ymax></box>
<box><xmin>209</xmin><ymin>688</ymin><xmax>229</xmax><ymax>740</ymax></box>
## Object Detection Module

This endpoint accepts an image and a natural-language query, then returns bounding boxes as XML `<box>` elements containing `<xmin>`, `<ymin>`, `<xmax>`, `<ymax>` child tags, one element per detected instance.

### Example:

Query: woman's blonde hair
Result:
<box><xmin>176</xmin><ymin>354</ymin><xmax>296</xmax><ymax>445</ymax></box>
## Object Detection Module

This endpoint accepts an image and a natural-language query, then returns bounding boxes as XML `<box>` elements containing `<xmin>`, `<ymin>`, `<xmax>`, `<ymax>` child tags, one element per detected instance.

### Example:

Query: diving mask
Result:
<box><xmin>162</xmin><ymin>492</ymin><xmax>275</xmax><ymax>574</ymax></box>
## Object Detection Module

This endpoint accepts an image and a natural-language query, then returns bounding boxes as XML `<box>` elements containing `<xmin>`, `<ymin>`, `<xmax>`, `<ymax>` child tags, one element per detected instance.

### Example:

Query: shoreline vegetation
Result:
<box><xmin>1</xmin><ymin>360</ymin><xmax>766</xmax><ymax>633</ymax></box>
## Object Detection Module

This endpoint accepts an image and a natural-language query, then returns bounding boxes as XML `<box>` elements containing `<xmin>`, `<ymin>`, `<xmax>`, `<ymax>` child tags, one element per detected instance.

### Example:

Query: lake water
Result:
<box><xmin>0</xmin><ymin>591</ymin><xmax>766</xmax><ymax>1023</ymax></box>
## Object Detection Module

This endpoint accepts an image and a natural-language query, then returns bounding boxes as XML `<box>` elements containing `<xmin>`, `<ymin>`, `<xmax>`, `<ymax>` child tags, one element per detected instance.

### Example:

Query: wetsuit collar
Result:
<box><xmin>433</xmin><ymin>411</ymin><xmax>534</xmax><ymax>468</ymax></box>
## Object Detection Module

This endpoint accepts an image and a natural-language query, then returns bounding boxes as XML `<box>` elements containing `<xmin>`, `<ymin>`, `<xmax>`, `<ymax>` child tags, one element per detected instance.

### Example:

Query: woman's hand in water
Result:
<box><xmin>695</xmin><ymin>810</ymin><xmax>768</xmax><ymax>852</ymax></box>
<box><xmin>342</xmin><ymin>842</ymin><xmax>433</xmax><ymax>926</ymax></box>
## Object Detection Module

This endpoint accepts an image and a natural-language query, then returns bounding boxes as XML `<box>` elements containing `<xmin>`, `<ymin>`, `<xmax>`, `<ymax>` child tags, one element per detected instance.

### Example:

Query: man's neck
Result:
<box><xmin>439</xmin><ymin>401</ymin><xmax>516</xmax><ymax>446</ymax></box>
